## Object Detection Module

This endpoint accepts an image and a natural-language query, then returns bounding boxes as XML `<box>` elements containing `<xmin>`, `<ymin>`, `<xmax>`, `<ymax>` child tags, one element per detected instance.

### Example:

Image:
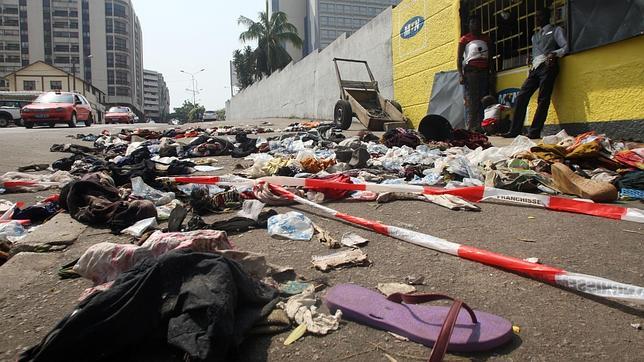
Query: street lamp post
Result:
<box><xmin>180</xmin><ymin>68</ymin><xmax>205</xmax><ymax>105</ymax></box>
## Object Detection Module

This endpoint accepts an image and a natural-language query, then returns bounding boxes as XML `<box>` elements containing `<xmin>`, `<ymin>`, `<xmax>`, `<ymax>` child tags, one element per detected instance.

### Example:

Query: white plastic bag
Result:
<box><xmin>121</xmin><ymin>217</ymin><xmax>158</xmax><ymax>238</ymax></box>
<box><xmin>131</xmin><ymin>177</ymin><xmax>174</xmax><ymax>206</ymax></box>
<box><xmin>268</xmin><ymin>212</ymin><xmax>314</xmax><ymax>241</ymax></box>
<box><xmin>236</xmin><ymin>200</ymin><xmax>265</xmax><ymax>221</ymax></box>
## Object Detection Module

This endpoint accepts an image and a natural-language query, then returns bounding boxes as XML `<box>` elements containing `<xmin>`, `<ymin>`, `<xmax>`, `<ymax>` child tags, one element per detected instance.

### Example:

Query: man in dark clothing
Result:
<box><xmin>503</xmin><ymin>8</ymin><xmax>568</xmax><ymax>139</ymax></box>
<box><xmin>458</xmin><ymin>17</ymin><xmax>494</xmax><ymax>131</ymax></box>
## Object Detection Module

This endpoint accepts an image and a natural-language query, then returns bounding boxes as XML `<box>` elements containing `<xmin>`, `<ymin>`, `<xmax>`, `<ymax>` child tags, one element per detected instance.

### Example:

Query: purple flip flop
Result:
<box><xmin>324</xmin><ymin>284</ymin><xmax>512</xmax><ymax>360</ymax></box>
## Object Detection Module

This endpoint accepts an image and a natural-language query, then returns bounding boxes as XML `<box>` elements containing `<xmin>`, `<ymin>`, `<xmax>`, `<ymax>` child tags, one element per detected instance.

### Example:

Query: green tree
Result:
<box><xmin>188</xmin><ymin>104</ymin><xmax>206</xmax><ymax>122</ymax></box>
<box><xmin>215</xmin><ymin>108</ymin><xmax>226</xmax><ymax>120</ymax></box>
<box><xmin>171</xmin><ymin>100</ymin><xmax>204</xmax><ymax>122</ymax></box>
<box><xmin>238</xmin><ymin>1</ymin><xmax>303</xmax><ymax>77</ymax></box>
<box><xmin>232</xmin><ymin>46</ymin><xmax>258</xmax><ymax>89</ymax></box>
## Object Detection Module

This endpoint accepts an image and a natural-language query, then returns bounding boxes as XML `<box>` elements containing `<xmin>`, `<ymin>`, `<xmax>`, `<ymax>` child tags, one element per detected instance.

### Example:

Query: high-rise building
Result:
<box><xmin>143</xmin><ymin>69</ymin><xmax>169</xmax><ymax>122</ymax></box>
<box><xmin>0</xmin><ymin>0</ymin><xmax>144</xmax><ymax>114</ymax></box>
<box><xmin>269</xmin><ymin>0</ymin><xmax>400</xmax><ymax>61</ymax></box>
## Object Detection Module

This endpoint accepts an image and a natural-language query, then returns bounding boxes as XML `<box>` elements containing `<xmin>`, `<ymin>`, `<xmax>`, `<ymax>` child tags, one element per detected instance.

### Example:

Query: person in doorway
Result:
<box><xmin>503</xmin><ymin>8</ymin><xmax>568</xmax><ymax>139</ymax></box>
<box><xmin>458</xmin><ymin>17</ymin><xmax>494</xmax><ymax>132</ymax></box>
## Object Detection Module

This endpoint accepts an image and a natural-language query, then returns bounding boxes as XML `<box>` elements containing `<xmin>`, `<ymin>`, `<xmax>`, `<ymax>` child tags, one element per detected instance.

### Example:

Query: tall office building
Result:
<box><xmin>0</xmin><ymin>0</ymin><xmax>144</xmax><ymax>114</ymax></box>
<box><xmin>269</xmin><ymin>0</ymin><xmax>400</xmax><ymax>61</ymax></box>
<box><xmin>143</xmin><ymin>69</ymin><xmax>169</xmax><ymax>122</ymax></box>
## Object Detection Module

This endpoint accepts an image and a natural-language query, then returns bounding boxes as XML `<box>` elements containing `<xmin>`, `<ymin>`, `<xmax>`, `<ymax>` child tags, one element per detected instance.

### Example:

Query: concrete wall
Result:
<box><xmin>227</xmin><ymin>7</ymin><xmax>394</xmax><ymax>121</ymax></box>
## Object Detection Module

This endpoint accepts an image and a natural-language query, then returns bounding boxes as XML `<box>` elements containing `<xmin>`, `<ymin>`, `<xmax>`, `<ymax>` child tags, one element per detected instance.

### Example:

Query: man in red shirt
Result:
<box><xmin>457</xmin><ymin>18</ymin><xmax>494</xmax><ymax>132</ymax></box>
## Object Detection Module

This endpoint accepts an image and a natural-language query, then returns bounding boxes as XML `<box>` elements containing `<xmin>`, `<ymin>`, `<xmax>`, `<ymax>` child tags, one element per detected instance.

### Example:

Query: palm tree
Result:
<box><xmin>238</xmin><ymin>1</ymin><xmax>303</xmax><ymax>77</ymax></box>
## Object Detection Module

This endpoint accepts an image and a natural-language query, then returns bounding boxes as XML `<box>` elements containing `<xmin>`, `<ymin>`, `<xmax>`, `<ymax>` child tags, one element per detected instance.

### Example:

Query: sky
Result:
<box><xmin>131</xmin><ymin>0</ymin><xmax>266</xmax><ymax>112</ymax></box>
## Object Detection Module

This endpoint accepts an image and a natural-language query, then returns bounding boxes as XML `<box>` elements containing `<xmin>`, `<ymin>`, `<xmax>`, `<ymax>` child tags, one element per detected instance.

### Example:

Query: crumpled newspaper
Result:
<box><xmin>278</xmin><ymin>286</ymin><xmax>341</xmax><ymax>335</ymax></box>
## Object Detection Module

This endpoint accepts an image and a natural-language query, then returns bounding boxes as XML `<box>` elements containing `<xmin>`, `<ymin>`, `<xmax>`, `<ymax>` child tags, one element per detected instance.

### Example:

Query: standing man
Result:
<box><xmin>503</xmin><ymin>8</ymin><xmax>568</xmax><ymax>139</ymax></box>
<box><xmin>458</xmin><ymin>17</ymin><xmax>493</xmax><ymax>132</ymax></box>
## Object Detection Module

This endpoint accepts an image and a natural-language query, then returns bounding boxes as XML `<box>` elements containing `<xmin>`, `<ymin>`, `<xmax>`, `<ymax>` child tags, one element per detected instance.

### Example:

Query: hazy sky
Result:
<box><xmin>132</xmin><ymin>0</ymin><xmax>266</xmax><ymax>112</ymax></box>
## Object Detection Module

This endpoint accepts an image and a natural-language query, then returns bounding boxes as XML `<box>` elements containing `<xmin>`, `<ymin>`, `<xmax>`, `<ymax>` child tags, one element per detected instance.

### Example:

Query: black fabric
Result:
<box><xmin>166</xmin><ymin>160</ymin><xmax>195</xmax><ymax>175</ymax></box>
<box><xmin>12</xmin><ymin>203</ymin><xmax>60</xmax><ymax>223</ymax></box>
<box><xmin>116</xmin><ymin>146</ymin><xmax>152</xmax><ymax>166</ymax></box>
<box><xmin>617</xmin><ymin>170</ymin><xmax>644</xmax><ymax>191</ymax></box>
<box><xmin>59</xmin><ymin>179</ymin><xmax>157</xmax><ymax>232</ymax></box>
<box><xmin>231</xmin><ymin>133</ymin><xmax>258</xmax><ymax>158</ymax></box>
<box><xmin>19</xmin><ymin>250</ymin><xmax>277</xmax><ymax>362</ymax></box>
<box><xmin>50</xmin><ymin>143</ymin><xmax>98</xmax><ymax>155</ymax></box>
<box><xmin>570</xmin><ymin>0</ymin><xmax>644</xmax><ymax>52</ymax></box>
<box><xmin>509</xmin><ymin>63</ymin><xmax>559</xmax><ymax>136</ymax></box>
<box><xmin>109</xmin><ymin>159</ymin><xmax>158</xmax><ymax>187</ymax></box>
<box><xmin>187</xmin><ymin>209</ymin><xmax>277</xmax><ymax>235</ymax></box>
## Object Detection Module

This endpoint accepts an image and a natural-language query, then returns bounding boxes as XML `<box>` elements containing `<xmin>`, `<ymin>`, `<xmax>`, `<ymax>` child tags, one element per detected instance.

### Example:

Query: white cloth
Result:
<box><xmin>463</xmin><ymin>39</ymin><xmax>489</xmax><ymax>66</ymax></box>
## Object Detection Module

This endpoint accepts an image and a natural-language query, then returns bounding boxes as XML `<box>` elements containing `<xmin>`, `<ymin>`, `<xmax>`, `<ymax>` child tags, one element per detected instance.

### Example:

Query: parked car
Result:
<box><xmin>0</xmin><ymin>103</ymin><xmax>22</xmax><ymax>128</ymax></box>
<box><xmin>105</xmin><ymin>106</ymin><xmax>135</xmax><ymax>124</ymax></box>
<box><xmin>21</xmin><ymin>92</ymin><xmax>93</xmax><ymax>128</ymax></box>
<box><xmin>202</xmin><ymin>110</ymin><xmax>218</xmax><ymax>122</ymax></box>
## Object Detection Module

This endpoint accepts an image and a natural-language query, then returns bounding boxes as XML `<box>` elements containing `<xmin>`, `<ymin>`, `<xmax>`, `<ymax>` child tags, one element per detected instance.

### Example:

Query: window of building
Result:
<box><xmin>114</xmin><ymin>20</ymin><xmax>127</xmax><ymax>35</ymax></box>
<box><xmin>50</xmin><ymin>80</ymin><xmax>62</xmax><ymax>90</ymax></box>
<box><xmin>5</xmin><ymin>55</ymin><xmax>20</xmax><ymax>63</ymax></box>
<box><xmin>116</xmin><ymin>86</ymin><xmax>130</xmax><ymax>96</ymax></box>
<box><xmin>5</xmin><ymin>43</ymin><xmax>19</xmax><ymax>51</ymax></box>
<box><xmin>54</xmin><ymin>56</ymin><xmax>70</xmax><ymax>64</ymax></box>
<box><xmin>4</xmin><ymin>7</ymin><xmax>19</xmax><ymax>15</ymax></box>
<box><xmin>115</xmin><ymin>69</ymin><xmax>129</xmax><ymax>85</ymax></box>
<box><xmin>114</xmin><ymin>37</ymin><xmax>127</xmax><ymax>51</ymax></box>
<box><xmin>4</xmin><ymin>18</ymin><xmax>19</xmax><ymax>26</ymax></box>
<box><xmin>113</xmin><ymin>3</ymin><xmax>127</xmax><ymax>18</ymax></box>
<box><xmin>23</xmin><ymin>80</ymin><xmax>36</xmax><ymax>90</ymax></box>
<box><xmin>466</xmin><ymin>0</ymin><xmax>567</xmax><ymax>72</ymax></box>
<box><xmin>54</xmin><ymin>44</ymin><xmax>69</xmax><ymax>52</ymax></box>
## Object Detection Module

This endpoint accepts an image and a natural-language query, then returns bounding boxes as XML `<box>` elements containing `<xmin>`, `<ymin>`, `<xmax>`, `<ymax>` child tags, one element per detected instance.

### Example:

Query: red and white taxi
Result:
<box><xmin>105</xmin><ymin>106</ymin><xmax>135</xmax><ymax>124</ymax></box>
<box><xmin>21</xmin><ymin>92</ymin><xmax>93</xmax><ymax>128</ymax></box>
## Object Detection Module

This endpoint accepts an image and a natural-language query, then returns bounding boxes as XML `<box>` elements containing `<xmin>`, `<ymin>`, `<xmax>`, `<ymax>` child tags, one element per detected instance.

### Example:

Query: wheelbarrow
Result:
<box><xmin>333</xmin><ymin>57</ymin><xmax>407</xmax><ymax>131</ymax></box>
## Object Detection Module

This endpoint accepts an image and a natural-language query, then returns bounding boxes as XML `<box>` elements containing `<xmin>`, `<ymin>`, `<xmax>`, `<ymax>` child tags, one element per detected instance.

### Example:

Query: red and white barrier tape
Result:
<box><xmin>260</xmin><ymin>176</ymin><xmax>643</xmax><ymax>223</ymax></box>
<box><xmin>263</xmin><ymin>182</ymin><xmax>644</xmax><ymax>305</ymax></box>
<box><xmin>162</xmin><ymin>175</ymin><xmax>643</xmax><ymax>223</ymax></box>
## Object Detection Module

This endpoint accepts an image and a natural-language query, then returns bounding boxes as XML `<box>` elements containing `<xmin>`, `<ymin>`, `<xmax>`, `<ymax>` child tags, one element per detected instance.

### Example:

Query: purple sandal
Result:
<box><xmin>324</xmin><ymin>284</ymin><xmax>513</xmax><ymax>361</ymax></box>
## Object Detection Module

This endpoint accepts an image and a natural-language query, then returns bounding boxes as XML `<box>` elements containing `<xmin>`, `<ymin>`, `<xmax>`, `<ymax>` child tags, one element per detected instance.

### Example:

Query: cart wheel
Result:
<box><xmin>389</xmin><ymin>100</ymin><xmax>403</xmax><ymax>114</ymax></box>
<box><xmin>334</xmin><ymin>100</ymin><xmax>353</xmax><ymax>130</ymax></box>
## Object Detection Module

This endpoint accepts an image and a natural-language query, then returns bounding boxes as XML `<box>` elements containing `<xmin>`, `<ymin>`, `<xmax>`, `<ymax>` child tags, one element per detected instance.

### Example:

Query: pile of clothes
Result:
<box><xmin>2</xmin><ymin>120</ymin><xmax>643</xmax><ymax>362</ymax></box>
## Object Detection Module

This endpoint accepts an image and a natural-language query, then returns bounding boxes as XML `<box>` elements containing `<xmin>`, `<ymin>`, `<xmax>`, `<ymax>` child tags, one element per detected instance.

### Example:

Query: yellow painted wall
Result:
<box><xmin>393</xmin><ymin>0</ymin><xmax>644</xmax><ymax>128</ymax></box>
<box><xmin>497</xmin><ymin>35</ymin><xmax>644</xmax><ymax>127</ymax></box>
<box><xmin>392</xmin><ymin>0</ymin><xmax>460</xmax><ymax>126</ymax></box>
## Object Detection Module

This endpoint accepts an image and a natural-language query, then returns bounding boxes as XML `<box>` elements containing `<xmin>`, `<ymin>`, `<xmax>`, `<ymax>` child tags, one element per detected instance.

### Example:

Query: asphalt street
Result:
<box><xmin>0</xmin><ymin>120</ymin><xmax>642</xmax><ymax>361</ymax></box>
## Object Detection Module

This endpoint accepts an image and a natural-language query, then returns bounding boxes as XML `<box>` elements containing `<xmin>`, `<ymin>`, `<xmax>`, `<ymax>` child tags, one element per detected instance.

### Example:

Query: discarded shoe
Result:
<box><xmin>325</xmin><ymin>284</ymin><xmax>513</xmax><ymax>360</ymax></box>
<box><xmin>551</xmin><ymin>162</ymin><xmax>618</xmax><ymax>202</ymax></box>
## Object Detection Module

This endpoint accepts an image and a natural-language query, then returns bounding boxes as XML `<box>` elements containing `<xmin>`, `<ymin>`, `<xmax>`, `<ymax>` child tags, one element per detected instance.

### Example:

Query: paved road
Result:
<box><xmin>0</xmin><ymin>120</ymin><xmax>642</xmax><ymax>361</ymax></box>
